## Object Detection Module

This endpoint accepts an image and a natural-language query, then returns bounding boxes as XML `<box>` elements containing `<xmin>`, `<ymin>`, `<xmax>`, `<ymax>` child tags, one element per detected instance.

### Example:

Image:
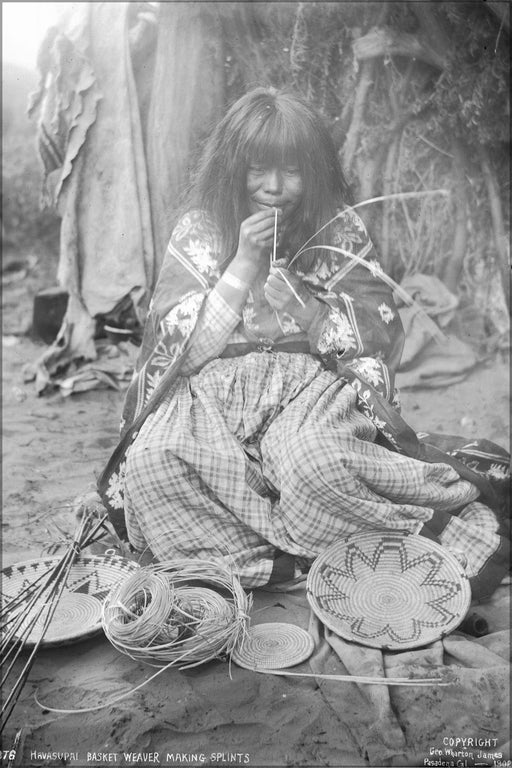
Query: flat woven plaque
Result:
<box><xmin>1</xmin><ymin>554</ymin><xmax>139</xmax><ymax>647</ymax></box>
<box><xmin>307</xmin><ymin>532</ymin><xmax>471</xmax><ymax>650</ymax></box>
<box><xmin>232</xmin><ymin>622</ymin><xmax>315</xmax><ymax>670</ymax></box>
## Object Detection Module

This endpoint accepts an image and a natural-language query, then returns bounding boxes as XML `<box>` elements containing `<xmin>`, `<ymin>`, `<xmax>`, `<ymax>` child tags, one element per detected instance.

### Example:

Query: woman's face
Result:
<box><xmin>246</xmin><ymin>161</ymin><xmax>303</xmax><ymax>221</ymax></box>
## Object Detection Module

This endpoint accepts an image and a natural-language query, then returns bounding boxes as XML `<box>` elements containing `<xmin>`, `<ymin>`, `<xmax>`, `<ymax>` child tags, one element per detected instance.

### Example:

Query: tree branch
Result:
<box><xmin>484</xmin><ymin>0</ymin><xmax>510</xmax><ymax>32</ymax></box>
<box><xmin>478</xmin><ymin>144</ymin><xmax>510</xmax><ymax>306</ymax></box>
<box><xmin>353</xmin><ymin>26</ymin><xmax>448</xmax><ymax>70</ymax></box>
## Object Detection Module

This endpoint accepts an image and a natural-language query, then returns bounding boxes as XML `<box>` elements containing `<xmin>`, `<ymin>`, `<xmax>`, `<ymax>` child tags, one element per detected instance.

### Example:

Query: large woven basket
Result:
<box><xmin>1</xmin><ymin>554</ymin><xmax>139</xmax><ymax>647</ymax></box>
<box><xmin>307</xmin><ymin>532</ymin><xmax>471</xmax><ymax>650</ymax></box>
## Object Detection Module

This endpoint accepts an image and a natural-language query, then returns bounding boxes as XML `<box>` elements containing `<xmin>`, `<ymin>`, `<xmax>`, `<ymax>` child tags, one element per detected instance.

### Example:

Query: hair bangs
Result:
<box><xmin>185</xmin><ymin>86</ymin><xmax>352</xmax><ymax>264</ymax></box>
<box><xmin>242</xmin><ymin>107</ymin><xmax>307</xmax><ymax>169</ymax></box>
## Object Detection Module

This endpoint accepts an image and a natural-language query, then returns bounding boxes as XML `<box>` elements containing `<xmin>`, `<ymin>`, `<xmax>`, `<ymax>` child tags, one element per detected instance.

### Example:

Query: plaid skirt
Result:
<box><xmin>124</xmin><ymin>352</ymin><xmax>502</xmax><ymax>586</ymax></box>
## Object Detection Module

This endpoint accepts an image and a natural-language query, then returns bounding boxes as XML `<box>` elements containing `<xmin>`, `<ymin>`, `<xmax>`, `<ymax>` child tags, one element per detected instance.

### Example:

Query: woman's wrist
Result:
<box><xmin>230</xmin><ymin>250</ymin><xmax>261</xmax><ymax>283</ymax></box>
<box><xmin>216</xmin><ymin>260</ymin><xmax>256</xmax><ymax>312</ymax></box>
<box><xmin>222</xmin><ymin>272</ymin><xmax>250</xmax><ymax>292</ymax></box>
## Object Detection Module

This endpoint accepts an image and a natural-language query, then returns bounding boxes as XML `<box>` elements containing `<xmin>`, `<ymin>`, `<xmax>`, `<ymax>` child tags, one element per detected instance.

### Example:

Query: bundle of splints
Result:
<box><xmin>101</xmin><ymin>559</ymin><xmax>252</xmax><ymax>669</ymax></box>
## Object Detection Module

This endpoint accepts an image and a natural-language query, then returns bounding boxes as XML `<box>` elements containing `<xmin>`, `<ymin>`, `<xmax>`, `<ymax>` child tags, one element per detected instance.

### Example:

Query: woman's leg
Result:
<box><xmin>261</xmin><ymin>374</ymin><xmax>501</xmax><ymax>581</ymax></box>
<box><xmin>124</xmin><ymin>405</ymin><xmax>278</xmax><ymax>586</ymax></box>
<box><xmin>124</xmin><ymin>354</ymin><xmax>326</xmax><ymax>585</ymax></box>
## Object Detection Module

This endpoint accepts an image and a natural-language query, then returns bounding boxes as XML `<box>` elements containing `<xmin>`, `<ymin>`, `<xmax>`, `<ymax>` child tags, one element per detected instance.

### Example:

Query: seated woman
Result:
<box><xmin>99</xmin><ymin>87</ymin><xmax>509</xmax><ymax>597</ymax></box>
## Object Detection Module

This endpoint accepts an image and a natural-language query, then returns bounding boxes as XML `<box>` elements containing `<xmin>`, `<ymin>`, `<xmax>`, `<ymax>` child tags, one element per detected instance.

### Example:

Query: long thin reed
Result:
<box><xmin>274</xmin><ymin>268</ymin><xmax>306</xmax><ymax>308</ymax></box>
<box><xmin>0</xmin><ymin>512</ymin><xmax>109</xmax><ymax>733</ymax></box>
<box><xmin>245</xmin><ymin>668</ymin><xmax>449</xmax><ymax>687</ymax></box>
<box><xmin>272</xmin><ymin>207</ymin><xmax>278</xmax><ymax>264</ymax></box>
<box><xmin>289</xmin><ymin>190</ymin><xmax>450</xmax><ymax>268</ymax></box>
<box><xmin>285</xmin><ymin>189</ymin><xmax>450</xmax><ymax>344</ymax></box>
<box><xmin>298</xmin><ymin>243</ymin><xmax>445</xmax><ymax>342</ymax></box>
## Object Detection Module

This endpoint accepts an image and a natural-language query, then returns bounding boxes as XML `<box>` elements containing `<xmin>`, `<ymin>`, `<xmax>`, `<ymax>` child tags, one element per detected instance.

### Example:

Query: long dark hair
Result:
<box><xmin>185</xmin><ymin>86</ymin><xmax>352</xmax><ymax>266</ymax></box>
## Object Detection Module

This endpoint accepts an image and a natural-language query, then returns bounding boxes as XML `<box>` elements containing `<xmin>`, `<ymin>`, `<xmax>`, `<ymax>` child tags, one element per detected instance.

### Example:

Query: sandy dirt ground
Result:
<box><xmin>1</xmin><ymin>256</ymin><xmax>510</xmax><ymax>767</ymax></box>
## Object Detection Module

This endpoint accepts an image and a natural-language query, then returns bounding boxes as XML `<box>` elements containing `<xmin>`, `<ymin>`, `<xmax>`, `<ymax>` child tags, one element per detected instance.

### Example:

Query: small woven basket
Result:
<box><xmin>231</xmin><ymin>622</ymin><xmax>315</xmax><ymax>670</ymax></box>
<box><xmin>307</xmin><ymin>532</ymin><xmax>471</xmax><ymax>650</ymax></box>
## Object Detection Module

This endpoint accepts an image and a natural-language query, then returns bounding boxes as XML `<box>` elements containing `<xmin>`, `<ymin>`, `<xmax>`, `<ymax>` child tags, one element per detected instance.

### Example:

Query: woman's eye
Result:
<box><xmin>249</xmin><ymin>165</ymin><xmax>264</xmax><ymax>174</ymax></box>
<box><xmin>284</xmin><ymin>167</ymin><xmax>300</xmax><ymax>176</ymax></box>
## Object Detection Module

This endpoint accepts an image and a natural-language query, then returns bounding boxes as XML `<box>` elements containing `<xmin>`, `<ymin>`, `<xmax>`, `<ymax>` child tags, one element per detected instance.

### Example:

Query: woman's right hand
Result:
<box><xmin>234</xmin><ymin>208</ymin><xmax>282</xmax><ymax>273</ymax></box>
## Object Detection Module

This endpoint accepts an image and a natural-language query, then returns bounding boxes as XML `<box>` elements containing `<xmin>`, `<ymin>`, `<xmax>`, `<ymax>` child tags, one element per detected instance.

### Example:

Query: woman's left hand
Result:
<box><xmin>264</xmin><ymin>265</ymin><xmax>310</xmax><ymax>314</ymax></box>
<box><xmin>264</xmin><ymin>264</ymin><xmax>319</xmax><ymax>330</ymax></box>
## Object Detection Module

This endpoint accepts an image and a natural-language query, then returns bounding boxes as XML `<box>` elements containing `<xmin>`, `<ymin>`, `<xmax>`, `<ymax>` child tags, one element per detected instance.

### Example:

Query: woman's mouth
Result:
<box><xmin>254</xmin><ymin>200</ymin><xmax>285</xmax><ymax>213</ymax></box>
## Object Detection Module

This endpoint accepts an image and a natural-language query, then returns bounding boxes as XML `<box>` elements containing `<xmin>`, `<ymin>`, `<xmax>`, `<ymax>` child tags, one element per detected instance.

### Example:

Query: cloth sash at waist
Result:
<box><xmin>219</xmin><ymin>340</ymin><xmax>312</xmax><ymax>358</ymax></box>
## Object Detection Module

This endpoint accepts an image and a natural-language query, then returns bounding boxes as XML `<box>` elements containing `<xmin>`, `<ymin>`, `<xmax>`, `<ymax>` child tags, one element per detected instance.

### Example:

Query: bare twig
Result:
<box><xmin>418</xmin><ymin>135</ymin><xmax>453</xmax><ymax>159</ymax></box>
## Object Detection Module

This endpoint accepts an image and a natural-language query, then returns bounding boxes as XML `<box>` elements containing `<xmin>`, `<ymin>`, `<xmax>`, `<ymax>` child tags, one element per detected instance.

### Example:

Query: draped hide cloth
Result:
<box><xmin>27</xmin><ymin>3</ymin><xmax>155</xmax><ymax>392</ymax></box>
<box><xmin>248</xmin><ymin>575</ymin><xmax>511</xmax><ymax>767</ymax></box>
<box><xmin>395</xmin><ymin>274</ymin><xmax>480</xmax><ymax>389</ymax></box>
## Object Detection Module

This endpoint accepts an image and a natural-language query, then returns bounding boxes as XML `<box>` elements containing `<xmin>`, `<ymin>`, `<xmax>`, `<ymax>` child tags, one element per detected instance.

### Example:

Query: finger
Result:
<box><xmin>265</xmin><ymin>273</ymin><xmax>289</xmax><ymax>293</ymax></box>
<box><xmin>241</xmin><ymin>226</ymin><xmax>275</xmax><ymax>251</ymax></box>
<box><xmin>269</xmin><ymin>265</ymin><xmax>293</xmax><ymax>279</ymax></box>
<box><xmin>263</xmin><ymin>286</ymin><xmax>284</xmax><ymax>309</ymax></box>
<box><xmin>247</xmin><ymin>208</ymin><xmax>283</xmax><ymax>226</ymax></box>
<box><xmin>251</xmin><ymin>220</ymin><xmax>282</xmax><ymax>242</ymax></box>
<box><xmin>254</xmin><ymin>205</ymin><xmax>283</xmax><ymax>217</ymax></box>
<box><xmin>264</xmin><ymin>282</ymin><xmax>289</xmax><ymax>305</ymax></box>
<box><xmin>263</xmin><ymin>275</ymin><xmax>282</xmax><ymax>293</ymax></box>
<box><xmin>255</xmin><ymin>222</ymin><xmax>279</xmax><ymax>240</ymax></box>
<box><xmin>246</xmin><ymin>218</ymin><xmax>279</xmax><ymax>241</ymax></box>
<box><xmin>255</xmin><ymin>231</ymin><xmax>275</xmax><ymax>249</ymax></box>
<box><xmin>268</xmin><ymin>269</ymin><xmax>300</xmax><ymax>296</ymax></box>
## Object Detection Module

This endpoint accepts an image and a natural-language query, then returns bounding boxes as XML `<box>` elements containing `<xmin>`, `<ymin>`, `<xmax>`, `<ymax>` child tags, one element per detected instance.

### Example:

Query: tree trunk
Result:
<box><xmin>146</xmin><ymin>3</ymin><xmax>225</xmax><ymax>270</ymax></box>
<box><xmin>478</xmin><ymin>145</ymin><xmax>510</xmax><ymax>307</ymax></box>
<box><xmin>410</xmin><ymin>2</ymin><xmax>453</xmax><ymax>66</ymax></box>
<box><xmin>380</xmin><ymin>135</ymin><xmax>400</xmax><ymax>273</ymax></box>
<box><xmin>443</xmin><ymin>140</ymin><xmax>468</xmax><ymax>291</ymax></box>
<box><xmin>359</xmin><ymin>140</ymin><xmax>388</xmax><ymax>202</ymax></box>
<box><xmin>484</xmin><ymin>1</ymin><xmax>510</xmax><ymax>32</ymax></box>
<box><xmin>342</xmin><ymin>60</ymin><xmax>375</xmax><ymax>178</ymax></box>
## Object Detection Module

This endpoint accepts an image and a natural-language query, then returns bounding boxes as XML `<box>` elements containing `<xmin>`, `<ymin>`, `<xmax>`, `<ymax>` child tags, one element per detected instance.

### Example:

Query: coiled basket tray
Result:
<box><xmin>1</xmin><ymin>554</ymin><xmax>139</xmax><ymax>647</ymax></box>
<box><xmin>307</xmin><ymin>532</ymin><xmax>471</xmax><ymax>650</ymax></box>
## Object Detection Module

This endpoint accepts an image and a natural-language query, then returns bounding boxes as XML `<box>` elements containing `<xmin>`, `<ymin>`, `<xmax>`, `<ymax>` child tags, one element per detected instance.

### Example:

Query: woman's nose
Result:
<box><xmin>262</xmin><ymin>168</ymin><xmax>283</xmax><ymax>193</ymax></box>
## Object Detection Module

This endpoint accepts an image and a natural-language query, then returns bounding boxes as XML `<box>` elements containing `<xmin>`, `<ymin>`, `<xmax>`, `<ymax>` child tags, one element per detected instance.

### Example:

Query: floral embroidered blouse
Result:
<box><xmin>124</xmin><ymin>208</ymin><xmax>404</xmax><ymax>427</ymax></box>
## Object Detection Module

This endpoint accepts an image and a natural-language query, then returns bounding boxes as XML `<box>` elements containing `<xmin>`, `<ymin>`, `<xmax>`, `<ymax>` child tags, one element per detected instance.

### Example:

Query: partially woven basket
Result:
<box><xmin>307</xmin><ymin>532</ymin><xmax>471</xmax><ymax>650</ymax></box>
